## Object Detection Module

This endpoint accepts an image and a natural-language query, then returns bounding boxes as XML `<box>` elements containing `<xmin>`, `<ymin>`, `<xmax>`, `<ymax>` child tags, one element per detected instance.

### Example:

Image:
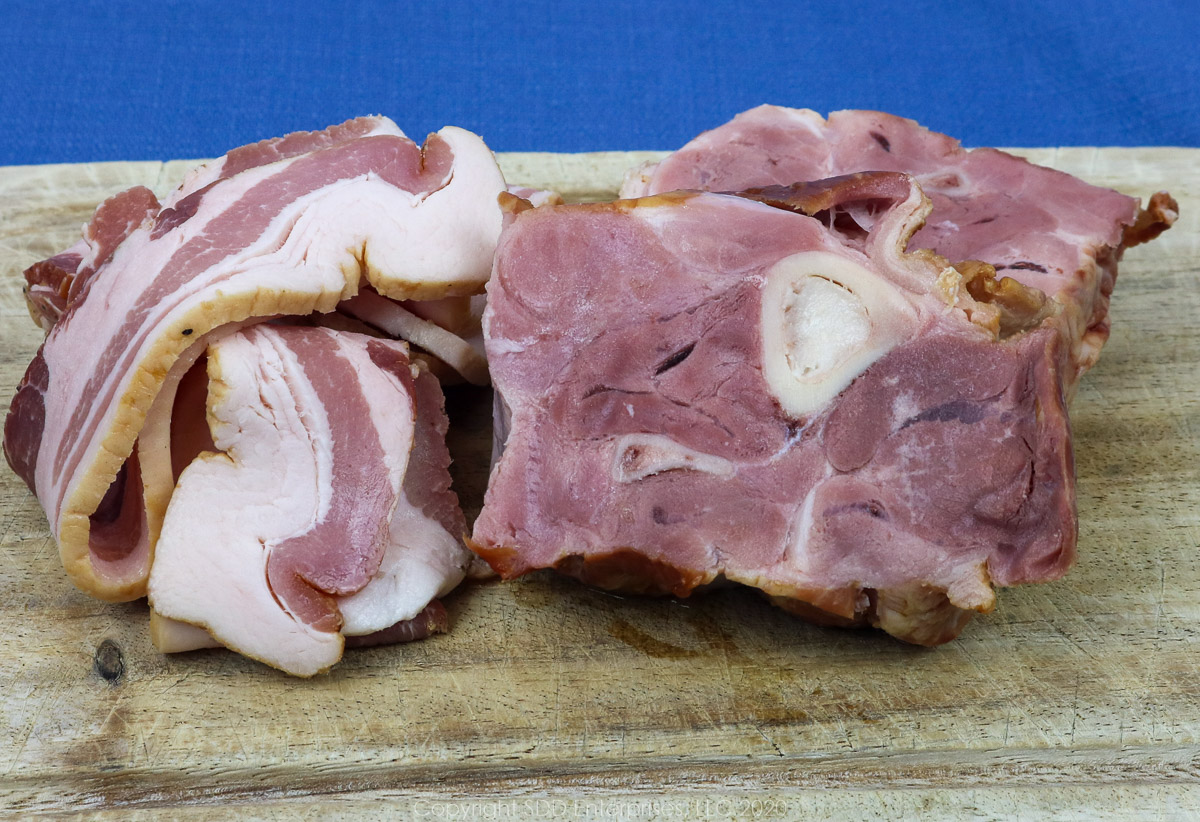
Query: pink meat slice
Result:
<box><xmin>265</xmin><ymin>331</ymin><xmax>414</xmax><ymax>632</ymax></box>
<box><xmin>474</xmin><ymin>175</ymin><xmax>1085</xmax><ymax>645</ymax></box>
<box><xmin>148</xmin><ymin>325</ymin><xmax>470</xmax><ymax>675</ymax></box>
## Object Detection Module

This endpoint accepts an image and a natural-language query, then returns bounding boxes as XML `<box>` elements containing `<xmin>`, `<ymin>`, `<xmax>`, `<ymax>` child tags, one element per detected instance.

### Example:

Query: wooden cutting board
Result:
<box><xmin>0</xmin><ymin>148</ymin><xmax>1196</xmax><ymax>820</ymax></box>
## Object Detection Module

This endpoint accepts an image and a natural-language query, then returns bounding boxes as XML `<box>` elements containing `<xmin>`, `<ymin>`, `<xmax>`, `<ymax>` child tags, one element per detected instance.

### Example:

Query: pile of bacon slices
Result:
<box><xmin>5</xmin><ymin>107</ymin><xmax>1177</xmax><ymax>675</ymax></box>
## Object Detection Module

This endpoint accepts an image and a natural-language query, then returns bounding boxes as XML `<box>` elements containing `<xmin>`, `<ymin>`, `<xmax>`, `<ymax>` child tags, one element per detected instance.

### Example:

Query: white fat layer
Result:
<box><xmin>612</xmin><ymin>434</ymin><xmax>736</xmax><ymax>482</ymax></box>
<box><xmin>783</xmin><ymin>463</ymin><xmax>831</xmax><ymax>578</ymax></box>
<box><xmin>340</xmin><ymin>290</ymin><xmax>489</xmax><ymax>385</ymax></box>
<box><xmin>617</xmin><ymin>160</ymin><xmax>659</xmax><ymax>199</ymax></box>
<box><xmin>339</xmin><ymin>490</ymin><xmax>468</xmax><ymax>635</ymax></box>
<box><xmin>761</xmin><ymin>251</ymin><xmax>916</xmax><ymax>419</ymax></box>
<box><xmin>148</xmin><ymin>326</ymin><xmax>416</xmax><ymax>676</ymax></box>
<box><xmin>149</xmin><ymin>610</ymin><xmax>222</xmax><ymax>653</ymax></box>
<box><xmin>357</xmin><ymin>126</ymin><xmax>505</xmax><ymax>295</ymax></box>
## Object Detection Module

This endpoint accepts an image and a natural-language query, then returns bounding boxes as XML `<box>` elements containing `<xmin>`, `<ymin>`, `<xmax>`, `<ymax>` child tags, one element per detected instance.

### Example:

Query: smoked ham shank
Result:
<box><xmin>473</xmin><ymin>157</ymin><xmax>1173</xmax><ymax>644</ymax></box>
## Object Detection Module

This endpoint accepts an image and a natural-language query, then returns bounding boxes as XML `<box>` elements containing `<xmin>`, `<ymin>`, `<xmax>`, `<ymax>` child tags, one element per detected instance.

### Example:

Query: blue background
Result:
<box><xmin>2</xmin><ymin>0</ymin><xmax>1196</xmax><ymax>165</ymax></box>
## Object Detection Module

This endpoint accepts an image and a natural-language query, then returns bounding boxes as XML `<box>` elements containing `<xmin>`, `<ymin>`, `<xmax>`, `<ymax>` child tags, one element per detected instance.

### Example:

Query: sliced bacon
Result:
<box><xmin>23</xmin><ymin>185</ymin><xmax>162</xmax><ymax>331</ymax></box>
<box><xmin>145</xmin><ymin>338</ymin><xmax>470</xmax><ymax>669</ymax></box>
<box><xmin>5</xmin><ymin>116</ymin><xmax>504</xmax><ymax>602</ymax></box>
<box><xmin>168</xmin><ymin>116</ymin><xmax>395</xmax><ymax>204</ymax></box>
<box><xmin>147</xmin><ymin>326</ymin><xmax>470</xmax><ymax>676</ymax></box>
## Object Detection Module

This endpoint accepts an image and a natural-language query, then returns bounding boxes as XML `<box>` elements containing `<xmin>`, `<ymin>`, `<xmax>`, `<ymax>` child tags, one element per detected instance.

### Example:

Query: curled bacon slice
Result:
<box><xmin>5</xmin><ymin>116</ymin><xmax>501</xmax><ymax>605</ymax></box>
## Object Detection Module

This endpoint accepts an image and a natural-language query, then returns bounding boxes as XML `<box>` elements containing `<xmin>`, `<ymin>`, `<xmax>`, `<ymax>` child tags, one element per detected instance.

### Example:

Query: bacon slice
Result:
<box><xmin>147</xmin><ymin>326</ymin><xmax>468</xmax><ymax>676</ymax></box>
<box><xmin>4</xmin><ymin>116</ymin><xmax>501</xmax><ymax>604</ymax></box>
<box><xmin>23</xmin><ymin>185</ymin><xmax>162</xmax><ymax>331</ymax></box>
<box><xmin>621</xmin><ymin>105</ymin><xmax>1177</xmax><ymax>393</ymax></box>
<box><xmin>474</xmin><ymin>173</ymin><xmax>1097</xmax><ymax>645</ymax></box>
<box><xmin>339</xmin><ymin>290</ymin><xmax>489</xmax><ymax>385</ymax></box>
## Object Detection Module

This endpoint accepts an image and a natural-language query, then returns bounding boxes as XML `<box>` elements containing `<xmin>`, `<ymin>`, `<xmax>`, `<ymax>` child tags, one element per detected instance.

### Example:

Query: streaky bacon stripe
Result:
<box><xmin>220</xmin><ymin>117</ymin><xmax>383</xmax><ymax>181</ymax></box>
<box><xmin>263</xmin><ymin>327</ymin><xmax>412</xmax><ymax>631</ymax></box>
<box><xmin>23</xmin><ymin>186</ymin><xmax>160</xmax><ymax>329</ymax></box>
<box><xmin>164</xmin><ymin>118</ymin><xmax>396</xmax><ymax>207</ymax></box>
<box><xmin>47</xmin><ymin>132</ymin><xmax>456</xmax><ymax>515</ymax></box>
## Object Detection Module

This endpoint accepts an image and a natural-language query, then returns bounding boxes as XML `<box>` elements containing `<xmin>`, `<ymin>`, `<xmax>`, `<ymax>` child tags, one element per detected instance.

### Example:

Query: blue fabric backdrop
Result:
<box><xmin>1</xmin><ymin>0</ymin><xmax>1195</xmax><ymax>164</ymax></box>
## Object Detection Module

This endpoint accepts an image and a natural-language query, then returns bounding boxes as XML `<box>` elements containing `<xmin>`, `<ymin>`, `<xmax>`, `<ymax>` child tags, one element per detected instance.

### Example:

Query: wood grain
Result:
<box><xmin>0</xmin><ymin>148</ymin><xmax>1196</xmax><ymax>820</ymax></box>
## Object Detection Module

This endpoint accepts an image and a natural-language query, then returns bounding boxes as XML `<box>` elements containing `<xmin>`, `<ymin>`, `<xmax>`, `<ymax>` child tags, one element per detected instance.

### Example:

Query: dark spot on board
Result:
<box><xmin>94</xmin><ymin>639</ymin><xmax>125</xmax><ymax>683</ymax></box>
<box><xmin>181</xmin><ymin>328</ymin><xmax>193</xmax><ymax>336</ymax></box>
<box><xmin>870</xmin><ymin>131</ymin><xmax>892</xmax><ymax>152</ymax></box>
<box><xmin>997</xmin><ymin>261</ymin><xmax>1048</xmax><ymax>273</ymax></box>
<box><xmin>972</xmin><ymin>216</ymin><xmax>996</xmax><ymax>225</ymax></box>
<box><xmin>609</xmin><ymin>618</ymin><xmax>700</xmax><ymax>659</ymax></box>
<box><xmin>654</xmin><ymin>342</ymin><xmax>696</xmax><ymax>376</ymax></box>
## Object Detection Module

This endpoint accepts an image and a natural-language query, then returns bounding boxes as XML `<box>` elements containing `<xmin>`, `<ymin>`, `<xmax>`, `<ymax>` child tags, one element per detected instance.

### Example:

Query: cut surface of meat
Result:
<box><xmin>473</xmin><ymin>168</ymin><xmax>1149</xmax><ymax>644</ymax></box>
<box><xmin>4</xmin><ymin>116</ymin><xmax>503</xmax><ymax>603</ymax></box>
<box><xmin>621</xmin><ymin>106</ymin><xmax>1177</xmax><ymax>392</ymax></box>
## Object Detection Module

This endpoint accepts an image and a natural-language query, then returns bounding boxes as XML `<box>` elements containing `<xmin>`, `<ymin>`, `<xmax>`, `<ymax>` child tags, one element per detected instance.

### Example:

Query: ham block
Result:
<box><xmin>473</xmin><ymin>166</ymin><xmax>1171</xmax><ymax>645</ymax></box>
